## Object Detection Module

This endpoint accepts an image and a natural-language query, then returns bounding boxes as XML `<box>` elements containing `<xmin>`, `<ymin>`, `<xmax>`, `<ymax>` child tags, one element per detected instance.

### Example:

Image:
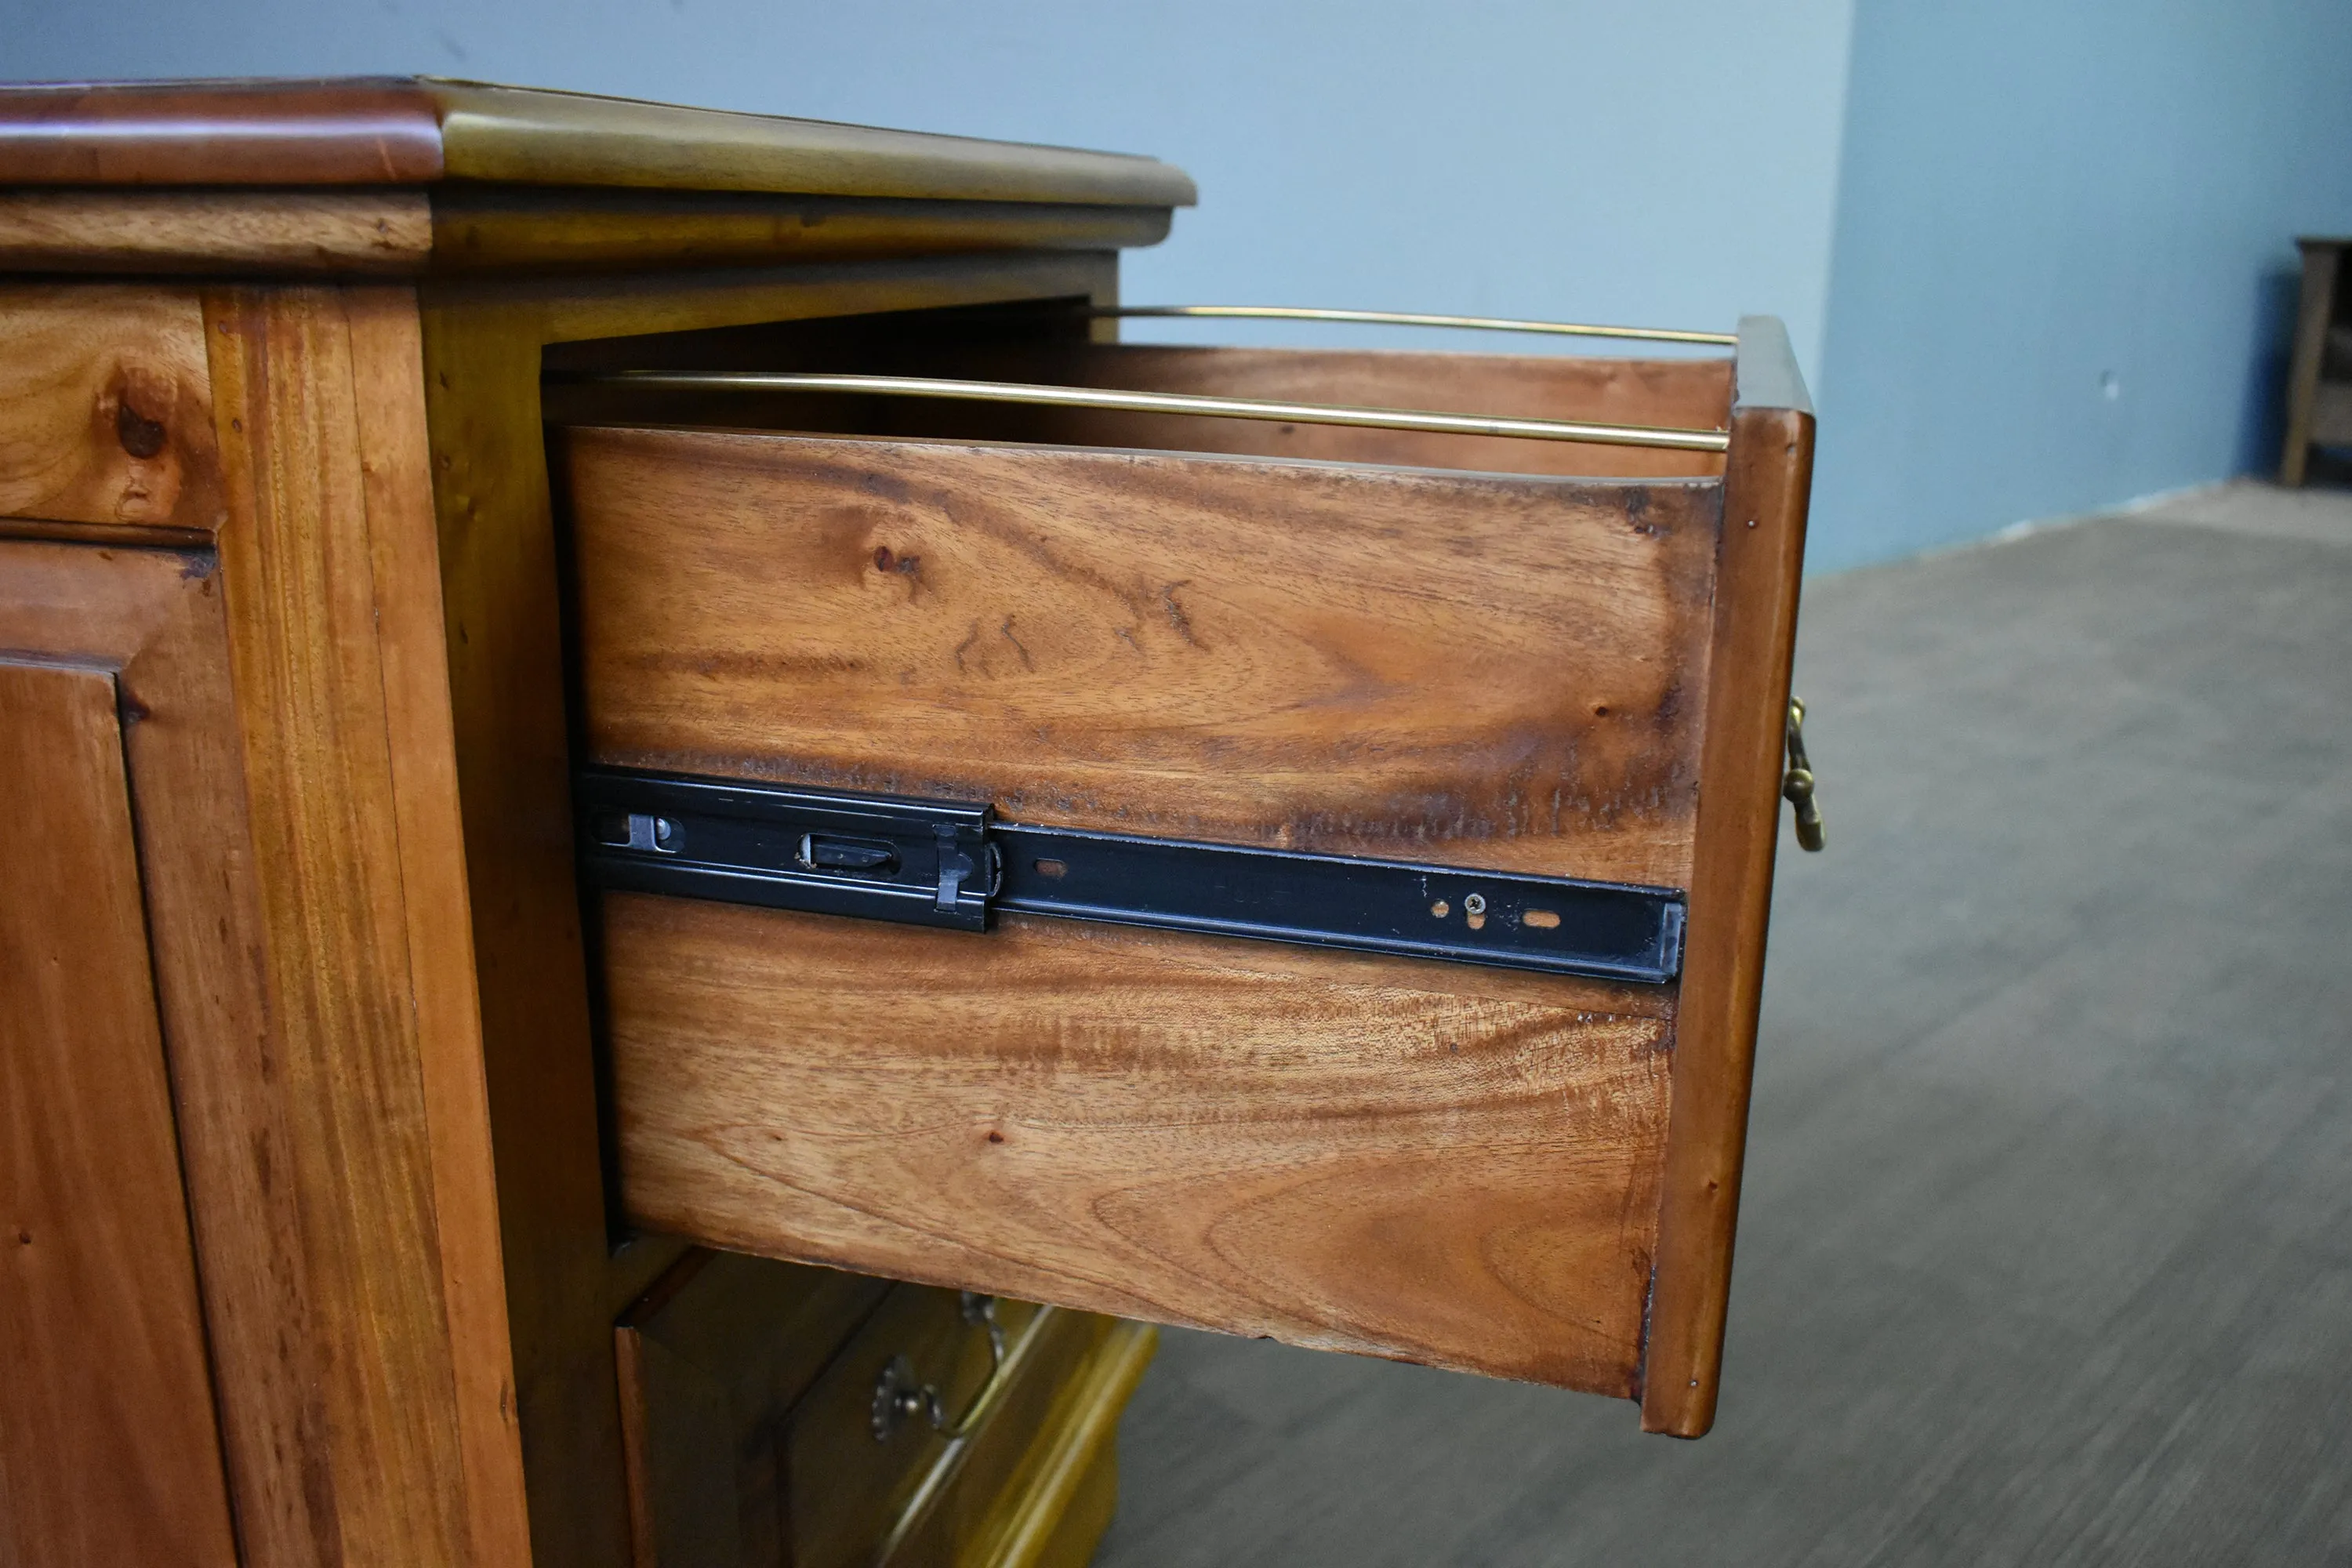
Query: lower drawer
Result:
<box><xmin>617</xmin><ymin>1247</ymin><xmax>1151</xmax><ymax>1568</ymax></box>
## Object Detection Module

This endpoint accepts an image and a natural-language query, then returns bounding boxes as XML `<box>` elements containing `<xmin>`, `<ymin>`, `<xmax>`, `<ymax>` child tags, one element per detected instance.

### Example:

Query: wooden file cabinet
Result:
<box><xmin>0</xmin><ymin>78</ymin><xmax>1813</xmax><ymax>1567</ymax></box>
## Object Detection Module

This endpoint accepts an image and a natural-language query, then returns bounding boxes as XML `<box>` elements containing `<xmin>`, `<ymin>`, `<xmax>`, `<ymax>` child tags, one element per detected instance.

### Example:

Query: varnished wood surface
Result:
<box><xmin>0</xmin><ymin>285</ymin><xmax>223</xmax><ymax>531</ymax></box>
<box><xmin>1640</xmin><ymin>316</ymin><xmax>1813</xmax><ymax>1436</ymax></box>
<box><xmin>417</xmin><ymin>249</ymin><xmax>1123</xmax><ymax>1565</ymax></box>
<box><xmin>609</xmin><ymin>896</ymin><xmax>1673</xmax><ymax>1395</ymax></box>
<box><xmin>0</xmin><ymin>187</ymin><xmax>1170</xmax><ymax>277</ymax></box>
<box><xmin>429</xmin><ymin>81</ymin><xmax>1193</xmax><ymax>205</ymax></box>
<box><xmin>427</xmin><ymin>188</ymin><xmax>1173</xmax><ymax>273</ymax></box>
<box><xmin>0</xmin><ymin>78</ymin><xmax>445</xmax><ymax>184</ymax></box>
<box><xmin>341</xmin><ymin>287</ymin><xmax>536</xmax><ymax>1565</ymax></box>
<box><xmin>0</xmin><ymin>188</ymin><xmax>433</xmax><ymax>273</ymax></box>
<box><xmin>0</xmin><ymin>537</ymin><xmax>335</xmax><ymax>1563</ymax></box>
<box><xmin>563</xmin><ymin>426</ymin><xmax>1719</xmax><ymax>887</ymax></box>
<box><xmin>0</xmin><ymin>314</ymin><xmax>532</xmax><ymax>1559</ymax></box>
<box><xmin>614</xmin><ymin>1248</ymin><xmax>890</xmax><ymax>1566</ymax></box>
<box><xmin>0</xmin><ymin>653</ymin><xmax>240</xmax><ymax>1568</ymax></box>
<box><xmin>0</xmin><ymin>78</ymin><xmax>1195</xmax><ymax>207</ymax></box>
<box><xmin>0</xmin><ymin>79</ymin><xmax>1188</xmax><ymax>271</ymax></box>
<box><xmin>206</xmin><ymin>283</ymin><xmax>510</xmax><ymax>1561</ymax></box>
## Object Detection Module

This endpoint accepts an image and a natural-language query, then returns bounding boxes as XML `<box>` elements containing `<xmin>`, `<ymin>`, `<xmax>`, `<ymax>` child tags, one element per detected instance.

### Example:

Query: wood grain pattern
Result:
<box><xmin>427</xmin><ymin>189</ymin><xmax>1174</xmax><ymax>273</ymax></box>
<box><xmin>344</xmin><ymin>288</ymin><xmax>536</xmax><ymax>1568</ymax></box>
<box><xmin>418</xmin><ymin>249</ymin><xmax>1123</xmax><ymax>1566</ymax></box>
<box><xmin>421</xmin><ymin>299</ymin><xmax>638</xmax><ymax>1568</ymax></box>
<box><xmin>860</xmin><ymin>342</ymin><xmax>1731</xmax><ymax>479</ymax></box>
<box><xmin>1640</xmin><ymin>317</ymin><xmax>1814</xmax><ymax>1437</ymax></box>
<box><xmin>206</xmin><ymin>284</ymin><xmax>478</xmax><ymax>1563</ymax></box>
<box><xmin>564</xmin><ymin>426</ymin><xmax>1719</xmax><ymax>887</ymax></box>
<box><xmin>0</xmin><ymin>188</ymin><xmax>432</xmax><ymax>274</ymax></box>
<box><xmin>0</xmin><ymin>285</ymin><xmax>223</xmax><ymax>531</ymax></box>
<box><xmin>0</xmin><ymin>537</ymin><xmax>336</xmax><ymax>1564</ymax></box>
<box><xmin>614</xmin><ymin>1248</ymin><xmax>890</xmax><ymax>1566</ymax></box>
<box><xmin>0</xmin><ymin>656</ymin><xmax>240</xmax><ymax>1568</ymax></box>
<box><xmin>0</xmin><ymin>78</ymin><xmax>1195</xmax><ymax>209</ymax></box>
<box><xmin>608</xmin><ymin>895</ymin><xmax>1674</xmax><ymax>1395</ymax></box>
<box><xmin>0</xmin><ymin>187</ymin><xmax>1167</xmax><ymax>277</ymax></box>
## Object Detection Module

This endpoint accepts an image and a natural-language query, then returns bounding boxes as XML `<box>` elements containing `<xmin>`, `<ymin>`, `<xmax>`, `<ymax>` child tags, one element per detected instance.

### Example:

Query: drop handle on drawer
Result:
<box><xmin>869</xmin><ymin>1293</ymin><xmax>1053</xmax><ymax>1445</ymax></box>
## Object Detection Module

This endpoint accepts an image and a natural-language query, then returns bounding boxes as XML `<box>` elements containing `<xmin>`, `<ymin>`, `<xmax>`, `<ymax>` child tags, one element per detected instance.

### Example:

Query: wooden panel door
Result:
<box><xmin>0</xmin><ymin>654</ymin><xmax>239</xmax><ymax>1566</ymax></box>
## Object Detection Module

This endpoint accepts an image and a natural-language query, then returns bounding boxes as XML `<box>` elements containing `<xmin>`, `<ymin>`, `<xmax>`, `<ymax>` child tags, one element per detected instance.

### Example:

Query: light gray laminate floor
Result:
<box><xmin>1093</xmin><ymin>481</ymin><xmax>2352</xmax><ymax>1566</ymax></box>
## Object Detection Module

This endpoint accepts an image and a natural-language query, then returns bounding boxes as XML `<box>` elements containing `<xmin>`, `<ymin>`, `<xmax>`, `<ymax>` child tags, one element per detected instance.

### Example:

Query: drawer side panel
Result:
<box><xmin>564</xmin><ymin>426</ymin><xmax>1719</xmax><ymax>889</ymax></box>
<box><xmin>608</xmin><ymin>895</ymin><xmax>1671</xmax><ymax>1396</ymax></box>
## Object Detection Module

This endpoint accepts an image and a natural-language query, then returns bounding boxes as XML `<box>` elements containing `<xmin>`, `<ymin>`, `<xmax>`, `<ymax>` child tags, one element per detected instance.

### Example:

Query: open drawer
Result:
<box><xmin>554</xmin><ymin>308</ymin><xmax>1813</xmax><ymax>1437</ymax></box>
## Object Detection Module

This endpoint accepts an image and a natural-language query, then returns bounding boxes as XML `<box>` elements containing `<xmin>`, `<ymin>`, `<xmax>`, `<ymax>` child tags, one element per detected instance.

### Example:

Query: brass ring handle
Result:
<box><xmin>869</xmin><ymin>1292</ymin><xmax>1033</xmax><ymax>1445</ymax></box>
<box><xmin>866</xmin><ymin>1298</ymin><xmax>1063</xmax><ymax>1565</ymax></box>
<box><xmin>1783</xmin><ymin>697</ymin><xmax>1827</xmax><ymax>852</ymax></box>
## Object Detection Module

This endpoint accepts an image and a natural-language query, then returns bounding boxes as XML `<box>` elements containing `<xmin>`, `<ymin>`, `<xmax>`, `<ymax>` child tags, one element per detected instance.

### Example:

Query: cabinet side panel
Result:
<box><xmin>205</xmin><ymin>286</ymin><xmax>475</xmax><ymax>1563</ymax></box>
<box><xmin>345</xmin><ymin>285</ymin><xmax>535</xmax><ymax>1568</ymax></box>
<box><xmin>0</xmin><ymin>657</ymin><xmax>239</xmax><ymax>1566</ymax></box>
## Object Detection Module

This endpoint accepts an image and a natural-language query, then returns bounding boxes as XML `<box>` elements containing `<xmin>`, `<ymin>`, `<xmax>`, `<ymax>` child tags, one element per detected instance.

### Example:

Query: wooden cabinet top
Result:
<box><xmin>0</xmin><ymin>78</ymin><xmax>1193</xmax><ymax>275</ymax></box>
<box><xmin>0</xmin><ymin>78</ymin><xmax>1194</xmax><ymax>205</ymax></box>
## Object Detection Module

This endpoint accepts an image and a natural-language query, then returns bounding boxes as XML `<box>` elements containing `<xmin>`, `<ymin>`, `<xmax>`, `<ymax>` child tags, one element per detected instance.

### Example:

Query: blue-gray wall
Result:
<box><xmin>12</xmin><ymin>2</ymin><xmax>2350</xmax><ymax>571</ymax></box>
<box><xmin>0</xmin><ymin>0</ymin><xmax>1857</xmax><ymax>372</ymax></box>
<box><xmin>1808</xmin><ymin>0</ymin><xmax>2352</xmax><ymax>572</ymax></box>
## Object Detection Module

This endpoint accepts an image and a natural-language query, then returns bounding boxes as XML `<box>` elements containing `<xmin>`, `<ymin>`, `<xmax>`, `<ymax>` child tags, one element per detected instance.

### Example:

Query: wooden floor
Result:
<box><xmin>1094</xmin><ymin>481</ymin><xmax>2352</xmax><ymax>1566</ymax></box>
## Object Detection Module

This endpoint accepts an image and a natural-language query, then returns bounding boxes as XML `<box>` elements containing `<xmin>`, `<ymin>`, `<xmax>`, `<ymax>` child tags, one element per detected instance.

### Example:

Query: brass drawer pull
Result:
<box><xmin>869</xmin><ymin>1292</ymin><xmax>1042</xmax><ymax>1445</ymax></box>
<box><xmin>1098</xmin><ymin>303</ymin><xmax>1738</xmax><ymax>347</ymax></box>
<box><xmin>1783</xmin><ymin>697</ymin><xmax>1826</xmax><ymax>852</ymax></box>
<box><xmin>579</xmin><ymin>368</ymin><xmax>1732</xmax><ymax>454</ymax></box>
<box><xmin>866</xmin><ymin>1295</ymin><xmax>1063</xmax><ymax>1565</ymax></box>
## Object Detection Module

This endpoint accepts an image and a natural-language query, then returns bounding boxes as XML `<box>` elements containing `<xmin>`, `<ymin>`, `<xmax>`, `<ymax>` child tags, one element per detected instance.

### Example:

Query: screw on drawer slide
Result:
<box><xmin>575</xmin><ymin>766</ymin><xmax>1686</xmax><ymax>985</ymax></box>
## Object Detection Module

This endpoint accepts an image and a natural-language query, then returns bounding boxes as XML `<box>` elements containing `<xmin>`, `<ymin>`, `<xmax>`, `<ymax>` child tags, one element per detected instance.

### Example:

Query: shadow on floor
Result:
<box><xmin>1094</xmin><ymin>485</ymin><xmax>2352</xmax><ymax>1566</ymax></box>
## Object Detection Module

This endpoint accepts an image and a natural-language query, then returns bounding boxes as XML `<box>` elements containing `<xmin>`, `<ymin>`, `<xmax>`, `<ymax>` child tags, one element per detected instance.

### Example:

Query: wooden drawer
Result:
<box><xmin>618</xmin><ymin>1245</ymin><xmax>1149</xmax><ymax>1568</ymax></box>
<box><xmin>564</xmin><ymin>317</ymin><xmax>1812</xmax><ymax>1436</ymax></box>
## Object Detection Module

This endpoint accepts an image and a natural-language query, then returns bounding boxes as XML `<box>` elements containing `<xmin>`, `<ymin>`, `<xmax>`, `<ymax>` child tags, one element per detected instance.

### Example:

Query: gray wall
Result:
<box><xmin>1808</xmin><ymin>0</ymin><xmax>2352</xmax><ymax>572</ymax></box>
<box><xmin>0</xmin><ymin>0</ymin><xmax>1857</xmax><ymax>373</ymax></box>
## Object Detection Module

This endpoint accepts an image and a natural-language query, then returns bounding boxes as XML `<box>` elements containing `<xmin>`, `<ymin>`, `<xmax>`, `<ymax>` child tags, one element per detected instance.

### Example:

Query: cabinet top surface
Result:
<box><xmin>0</xmin><ymin>77</ymin><xmax>1196</xmax><ymax>208</ymax></box>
